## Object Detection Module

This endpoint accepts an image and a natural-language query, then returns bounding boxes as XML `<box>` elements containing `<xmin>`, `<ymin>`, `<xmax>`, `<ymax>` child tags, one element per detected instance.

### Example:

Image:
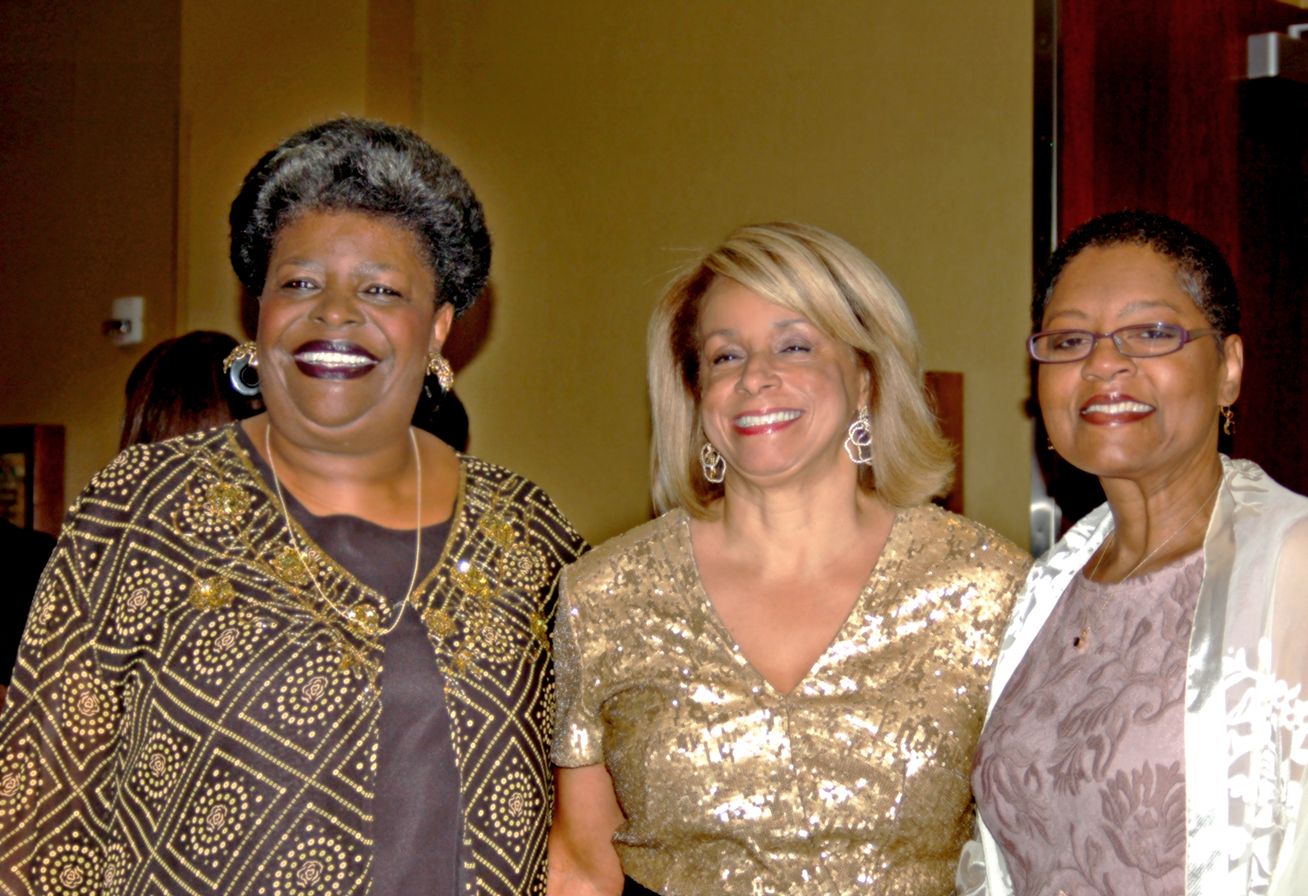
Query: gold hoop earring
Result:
<box><xmin>1221</xmin><ymin>405</ymin><xmax>1235</xmax><ymax>436</ymax></box>
<box><xmin>699</xmin><ymin>442</ymin><xmax>726</xmax><ymax>484</ymax></box>
<box><xmin>426</xmin><ymin>351</ymin><xmax>454</xmax><ymax>393</ymax></box>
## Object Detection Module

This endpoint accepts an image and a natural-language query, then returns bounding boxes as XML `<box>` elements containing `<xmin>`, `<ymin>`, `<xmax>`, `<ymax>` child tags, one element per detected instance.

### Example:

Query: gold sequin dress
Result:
<box><xmin>0</xmin><ymin>425</ymin><xmax>585</xmax><ymax>896</ymax></box>
<box><xmin>552</xmin><ymin>505</ymin><xmax>1029</xmax><ymax>895</ymax></box>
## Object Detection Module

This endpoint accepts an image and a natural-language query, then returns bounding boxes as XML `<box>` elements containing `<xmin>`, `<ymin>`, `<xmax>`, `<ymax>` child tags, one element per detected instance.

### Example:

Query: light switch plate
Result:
<box><xmin>108</xmin><ymin>296</ymin><xmax>144</xmax><ymax>346</ymax></box>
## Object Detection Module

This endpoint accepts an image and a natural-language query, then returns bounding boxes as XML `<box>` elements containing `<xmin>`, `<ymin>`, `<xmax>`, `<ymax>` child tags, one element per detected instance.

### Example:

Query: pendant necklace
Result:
<box><xmin>1073</xmin><ymin>475</ymin><xmax>1221</xmax><ymax>651</ymax></box>
<box><xmin>265</xmin><ymin>423</ymin><xmax>423</xmax><ymax>638</ymax></box>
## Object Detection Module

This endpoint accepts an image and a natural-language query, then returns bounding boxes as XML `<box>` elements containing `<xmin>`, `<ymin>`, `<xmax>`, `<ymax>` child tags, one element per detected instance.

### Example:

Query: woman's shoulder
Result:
<box><xmin>562</xmin><ymin>509</ymin><xmax>685</xmax><ymax>600</ymax></box>
<box><xmin>895</xmin><ymin>503</ymin><xmax>1032</xmax><ymax>574</ymax></box>
<box><xmin>456</xmin><ymin>454</ymin><xmax>587</xmax><ymax>553</ymax></box>
<box><xmin>1226</xmin><ymin>457</ymin><xmax>1308</xmax><ymax>522</ymax></box>
<box><xmin>70</xmin><ymin>425</ymin><xmax>241</xmax><ymax>518</ymax></box>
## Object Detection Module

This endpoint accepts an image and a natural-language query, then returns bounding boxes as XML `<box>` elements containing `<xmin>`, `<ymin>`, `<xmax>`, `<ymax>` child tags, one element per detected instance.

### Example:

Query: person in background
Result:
<box><xmin>0</xmin><ymin>118</ymin><xmax>585</xmax><ymax>895</ymax></box>
<box><xmin>960</xmin><ymin>210</ymin><xmax>1308</xmax><ymax>896</ymax></box>
<box><xmin>548</xmin><ymin>222</ymin><xmax>1030</xmax><ymax>896</ymax></box>
<box><xmin>0</xmin><ymin>520</ymin><xmax>55</xmax><ymax>705</ymax></box>
<box><xmin>119</xmin><ymin>330</ymin><xmax>262</xmax><ymax>448</ymax></box>
<box><xmin>413</xmin><ymin>377</ymin><xmax>471</xmax><ymax>452</ymax></box>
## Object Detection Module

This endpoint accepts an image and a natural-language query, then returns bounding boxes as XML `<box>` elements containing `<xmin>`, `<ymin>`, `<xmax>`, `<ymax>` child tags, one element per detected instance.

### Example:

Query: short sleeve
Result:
<box><xmin>550</xmin><ymin>568</ymin><xmax>604</xmax><ymax>767</ymax></box>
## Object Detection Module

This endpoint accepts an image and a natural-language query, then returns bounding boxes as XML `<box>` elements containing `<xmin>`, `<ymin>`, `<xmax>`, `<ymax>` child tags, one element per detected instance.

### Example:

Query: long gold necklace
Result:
<box><xmin>1073</xmin><ymin>475</ymin><xmax>1221</xmax><ymax>651</ymax></box>
<box><xmin>265</xmin><ymin>424</ymin><xmax>423</xmax><ymax>638</ymax></box>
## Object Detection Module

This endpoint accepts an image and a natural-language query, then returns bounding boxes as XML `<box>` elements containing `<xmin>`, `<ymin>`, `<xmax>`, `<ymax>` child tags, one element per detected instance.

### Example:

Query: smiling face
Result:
<box><xmin>697</xmin><ymin>279</ymin><xmax>868</xmax><ymax>488</ymax></box>
<box><xmin>1038</xmin><ymin>243</ymin><xmax>1242</xmax><ymax>483</ymax></box>
<box><xmin>256</xmin><ymin>209</ymin><xmax>453</xmax><ymax>448</ymax></box>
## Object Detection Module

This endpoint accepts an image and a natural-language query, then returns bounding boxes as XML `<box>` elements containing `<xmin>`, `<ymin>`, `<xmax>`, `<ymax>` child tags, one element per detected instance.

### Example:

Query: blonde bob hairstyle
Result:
<box><xmin>648</xmin><ymin>222</ymin><xmax>953</xmax><ymax>518</ymax></box>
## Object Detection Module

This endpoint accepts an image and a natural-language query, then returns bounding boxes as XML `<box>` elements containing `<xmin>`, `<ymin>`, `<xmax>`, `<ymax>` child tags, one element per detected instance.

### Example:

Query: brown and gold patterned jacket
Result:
<box><xmin>0</xmin><ymin>425</ymin><xmax>585</xmax><ymax>896</ymax></box>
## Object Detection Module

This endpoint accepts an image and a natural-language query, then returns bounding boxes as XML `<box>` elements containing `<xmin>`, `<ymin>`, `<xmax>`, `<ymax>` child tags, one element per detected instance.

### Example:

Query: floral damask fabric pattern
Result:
<box><xmin>0</xmin><ymin>425</ymin><xmax>585</xmax><ymax>896</ymax></box>
<box><xmin>958</xmin><ymin>459</ymin><xmax>1308</xmax><ymax>896</ymax></box>
<box><xmin>973</xmin><ymin>553</ymin><xmax>1202</xmax><ymax>896</ymax></box>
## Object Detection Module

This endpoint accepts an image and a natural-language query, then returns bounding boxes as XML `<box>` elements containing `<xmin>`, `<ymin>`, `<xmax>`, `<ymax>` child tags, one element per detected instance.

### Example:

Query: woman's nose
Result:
<box><xmin>310</xmin><ymin>282</ymin><xmax>364</xmax><ymax>327</ymax></box>
<box><xmin>1080</xmin><ymin>334</ymin><xmax>1135</xmax><ymax>380</ymax></box>
<box><xmin>736</xmin><ymin>351</ymin><xmax>780</xmax><ymax>392</ymax></box>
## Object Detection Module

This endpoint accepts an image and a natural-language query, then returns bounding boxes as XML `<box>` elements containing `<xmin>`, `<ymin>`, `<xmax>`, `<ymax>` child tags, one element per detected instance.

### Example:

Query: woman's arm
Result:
<box><xmin>548</xmin><ymin>764</ymin><xmax>626</xmax><ymax>896</ymax></box>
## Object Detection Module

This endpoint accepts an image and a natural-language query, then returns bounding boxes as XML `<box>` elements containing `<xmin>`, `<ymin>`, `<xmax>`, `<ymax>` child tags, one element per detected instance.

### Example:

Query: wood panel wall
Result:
<box><xmin>1056</xmin><ymin>0</ymin><xmax>1308</xmax><ymax>502</ymax></box>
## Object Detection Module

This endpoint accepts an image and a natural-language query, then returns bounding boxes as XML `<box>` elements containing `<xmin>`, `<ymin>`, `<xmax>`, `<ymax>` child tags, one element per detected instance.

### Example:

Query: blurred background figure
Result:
<box><xmin>0</xmin><ymin>520</ymin><xmax>55</xmax><ymax>706</ymax></box>
<box><xmin>412</xmin><ymin>377</ymin><xmax>471</xmax><ymax>452</ymax></box>
<box><xmin>119</xmin><ymin>330</ymin><xmax>262</xmax><ymax>448</ymax></box>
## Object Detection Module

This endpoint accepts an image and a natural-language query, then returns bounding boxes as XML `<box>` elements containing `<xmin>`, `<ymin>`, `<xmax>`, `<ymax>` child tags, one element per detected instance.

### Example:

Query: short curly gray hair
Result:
<box><xmin>229</xmin><ymin>118</ymin><xmax>490</xmax><ymax>315</ymax></box>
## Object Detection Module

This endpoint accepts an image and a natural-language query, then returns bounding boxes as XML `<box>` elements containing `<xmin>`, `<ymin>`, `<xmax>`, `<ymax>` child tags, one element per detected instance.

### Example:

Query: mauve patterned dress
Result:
<box><xmin>972</xmin><ymin>551</ymin><xmax>1204</xmax><ymax>896</ymax></box>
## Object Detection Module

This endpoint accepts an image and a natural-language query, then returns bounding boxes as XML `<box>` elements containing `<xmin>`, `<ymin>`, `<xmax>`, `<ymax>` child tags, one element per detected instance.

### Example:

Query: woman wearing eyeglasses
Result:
<box><xmin>957</xmin><ymin>210</ymin><xmax>1308</xmax><ymax>896</ymax></box>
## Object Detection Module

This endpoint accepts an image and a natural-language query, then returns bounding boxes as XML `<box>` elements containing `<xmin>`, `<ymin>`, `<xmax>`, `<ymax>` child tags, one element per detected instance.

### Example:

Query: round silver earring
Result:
<box><xmin>426</xmin><ymin>351</ymin><xmax>454</xmax><ymax>393</ymax></box>
<box><xmin>700</xmin><ymin>442</ymin><xmax>726</xmax><ymax>484</ymax></box>
<box><xmin>223</xmin><ymin>343</ymin><xmax>260</xmax><ymax>397</ymax></box>
<box><xmin>844</xmin><ymin>407</ymin><xmax>873</xmax><ymax>465</ymax></box>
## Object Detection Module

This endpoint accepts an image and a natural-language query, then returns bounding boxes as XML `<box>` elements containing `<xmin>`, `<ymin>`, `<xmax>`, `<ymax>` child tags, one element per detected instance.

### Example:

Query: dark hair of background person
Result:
<box><xmin>120</xmin><ymin>331</ymin><xmax>262</xmax><ymax>450</ymax></box>
<box><xmin>229</xmin><ymin>117</ymin><xmax>491</xmax><ymax>316</ymax></box>
<box><xmin>412</xmin><ymin>380</ymin><xmax>470</xmax><ymax>453</ymax></box>
<box><xmin>1032</xmin><ymin>209</ymin><xmax>1240</xmax><ymax>335</ymax></box>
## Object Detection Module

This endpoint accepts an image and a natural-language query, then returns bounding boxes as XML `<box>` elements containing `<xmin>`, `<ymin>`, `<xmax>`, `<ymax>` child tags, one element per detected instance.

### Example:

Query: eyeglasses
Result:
<box><xmin>1027</xmin><ymin>323</ymin><xmax>1222</xmax><ymax>363</ymax></box>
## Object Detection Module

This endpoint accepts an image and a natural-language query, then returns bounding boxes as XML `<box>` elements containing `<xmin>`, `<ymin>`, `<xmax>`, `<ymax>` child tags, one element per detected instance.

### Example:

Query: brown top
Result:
<box><xmin>554</xmin><ymin>505</ymin><xmax>1030</xmax><ymax>896</ymax></box>
<box><xmin>973</xmin><ymin>550</ymin><xmax>1204</xmax><ymax>896</ymax></box>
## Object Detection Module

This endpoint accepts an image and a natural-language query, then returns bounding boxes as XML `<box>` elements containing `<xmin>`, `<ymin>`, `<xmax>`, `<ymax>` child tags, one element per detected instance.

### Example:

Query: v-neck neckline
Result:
<box><xmin>675</xmin><ymin>507</ymin><xmax>901</xmax><ymax>699</ymax></box>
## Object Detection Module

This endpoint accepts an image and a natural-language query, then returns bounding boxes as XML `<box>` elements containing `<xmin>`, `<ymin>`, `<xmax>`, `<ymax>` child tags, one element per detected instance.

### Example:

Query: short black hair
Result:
<box><xmin>1033</xmin><ymin>210</ymin><xmax>1238</xmax><ymax>335</ymax></box>
<box><xmin>229</xmin><ymin>118</ymin><xmax>490</xmax><ymax>316</ymax></box>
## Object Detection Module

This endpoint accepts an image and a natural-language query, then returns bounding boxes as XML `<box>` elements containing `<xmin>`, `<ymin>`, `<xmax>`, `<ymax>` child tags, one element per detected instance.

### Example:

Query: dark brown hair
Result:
<box><xmin>120</xmin><ymin>331</ymin><xmax>260</xmax><ymax>449</ymax></box>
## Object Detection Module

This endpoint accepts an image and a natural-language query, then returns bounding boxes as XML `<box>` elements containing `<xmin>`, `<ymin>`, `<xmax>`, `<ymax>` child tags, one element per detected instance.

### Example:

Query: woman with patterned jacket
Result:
<box><xmin>958</xmin><ymin>211</ymin><xmax>1308</xmax><ymax>896</ymax></box>
<box><xmin>0</xmin><ymin>119</ymin><xmax>585</xmax><ymax>896</ymax></box>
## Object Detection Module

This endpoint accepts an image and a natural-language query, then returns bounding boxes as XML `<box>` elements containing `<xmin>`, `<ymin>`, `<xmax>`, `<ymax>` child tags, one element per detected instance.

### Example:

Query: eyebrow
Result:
<box><xmin>271</xmin><ymin>259</ymin><xmax>407</xmax><ymax>275</ymax></box>
<box><xmin>1045</xmin><ymin>299</ymin><xmax>1185</xmax><ymax>324</ymax></box>
<box><xmin>354</xmin><ymin>261</ymin><xmax>406</xmax><ymax>275</ymax></box>
<box><xmin>702</xmin><ymin>318</ymin><xmax>810</xmax><ymax>340</ymax></box>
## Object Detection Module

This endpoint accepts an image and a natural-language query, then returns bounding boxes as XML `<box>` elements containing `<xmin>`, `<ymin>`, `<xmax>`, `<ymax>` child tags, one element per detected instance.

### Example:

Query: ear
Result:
<box><xmin>857</xmin><ymin>363</ymin><xmax>873</xmax><ymax>411</ymax></box>
<box><xmin>1218</xmin><ymin>334</ymin><xmax>1243</xmax><ymax>407</ymax></box>
<box><xmin>429</xmin><ymin>302</ymin><xmax>456</xmax><ymax>356</ymax></box>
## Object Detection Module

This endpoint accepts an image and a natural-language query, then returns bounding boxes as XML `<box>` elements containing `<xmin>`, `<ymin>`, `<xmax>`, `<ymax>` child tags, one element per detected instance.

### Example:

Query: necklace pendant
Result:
<box><xmin>1073</xmin><ymin>630</ymin><xmax>1087</xmax><ymax>651</ymax></box>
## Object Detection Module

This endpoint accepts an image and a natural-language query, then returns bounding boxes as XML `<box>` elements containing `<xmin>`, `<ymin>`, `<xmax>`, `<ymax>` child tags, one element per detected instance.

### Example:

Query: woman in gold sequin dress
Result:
<box><xmin>0</xmin><ymin>119</ymin><xmax>585</xmax><ymax>896</ymax></box>
<box><xmin>548</xmin><ymin>223</ymin><xmax>1031</xmax><ymax>896</ymax></box>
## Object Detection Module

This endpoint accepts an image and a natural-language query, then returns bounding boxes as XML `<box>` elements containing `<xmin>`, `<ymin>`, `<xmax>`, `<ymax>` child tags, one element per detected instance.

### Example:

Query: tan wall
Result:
<box><xmin>4</xmin><ymin>0</ymin><xmax>1034</xmax><ymax>548</ymax></box>
<box><xmin>0</xmin><ymin>0</ymin><xmax>180</xmax><ymax>504</ymax></box>
<box><xmin>179</xmin><ymin>0</ymin><xmax>371</xmax><ymax>338</ymax></box>
<box><xmin>417</xmin><ymin>0</ymin><xmax>1035</xmax><ymax>546</ymax></box>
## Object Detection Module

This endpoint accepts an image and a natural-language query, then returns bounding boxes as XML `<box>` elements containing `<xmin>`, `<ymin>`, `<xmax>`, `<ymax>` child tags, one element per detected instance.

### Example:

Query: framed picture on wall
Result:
<box><xmin>0</xmin><ymin>425</ymin><xmax>65</xmax><ymax>537</ymax></box>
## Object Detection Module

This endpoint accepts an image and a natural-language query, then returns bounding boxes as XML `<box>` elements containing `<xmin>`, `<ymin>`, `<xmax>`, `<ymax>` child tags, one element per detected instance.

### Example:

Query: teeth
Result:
<box><xmin>736</xmin><ymin>410</ymin><xmax>802</xmax><ymax>427</ymax></box>
<box><xmin>296</xmin><ymin>351</ymin><xmax>375</xmax><ymax>367</ymax></box>
<box><xmin>1084</xmin><ymin>401</ymin><xmax>1153</xmax><ymax>414</ymax></box>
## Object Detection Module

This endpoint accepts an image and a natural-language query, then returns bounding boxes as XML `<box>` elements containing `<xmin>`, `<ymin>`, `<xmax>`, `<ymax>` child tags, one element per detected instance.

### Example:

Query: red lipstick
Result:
<box><xmin>1079</xmin><ymin>393</ymin><xmax>1156</xmax><ymax>425</ymax></box>
<box><xmin>730</xmin><ymin>408</ymin><xmax>804</xmax><ymax>435</ymax></box>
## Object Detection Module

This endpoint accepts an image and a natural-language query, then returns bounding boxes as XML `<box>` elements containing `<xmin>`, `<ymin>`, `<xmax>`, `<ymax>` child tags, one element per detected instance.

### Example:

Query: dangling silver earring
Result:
<box><xmin>224</xmin><ymin>342</ymin><xmax>260</xmax><ymax>397</ymax></box>
<box><xmin>700</xmin><ymin>442</ymin><xmax>726</xmax><ymax>484</ymax></box>
<box><xmin>426</xmin><ymin>351</ymin><xmax>454</xmax><ymax>393</ymax></box>
<box><xmin>844</xmin><ymin>407</ymin><xmax>873</xmax><ymax>465</ymax></box>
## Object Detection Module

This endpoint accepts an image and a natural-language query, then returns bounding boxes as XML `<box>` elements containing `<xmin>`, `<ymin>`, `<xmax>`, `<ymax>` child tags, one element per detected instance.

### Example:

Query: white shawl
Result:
<box><xmin>957</xmin><ymin>458</ymin><xmax>1308</xmax><ymax>896</ymax></box>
